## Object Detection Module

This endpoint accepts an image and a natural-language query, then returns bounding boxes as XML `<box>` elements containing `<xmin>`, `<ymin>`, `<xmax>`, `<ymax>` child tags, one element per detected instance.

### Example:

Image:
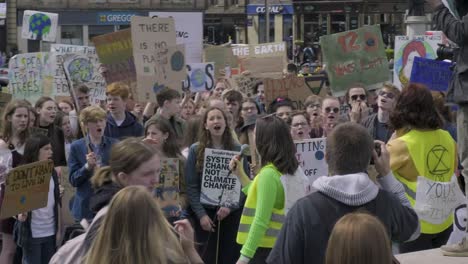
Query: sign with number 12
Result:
<box><xmin>320</xmin><ymin>25</ymin><xmax>389</xmax><ymax>96</ymax></box>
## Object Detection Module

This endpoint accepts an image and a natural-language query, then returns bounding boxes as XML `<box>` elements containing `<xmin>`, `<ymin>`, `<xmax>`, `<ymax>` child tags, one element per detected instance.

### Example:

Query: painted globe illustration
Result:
<box><xmin>67</xmin><ymin>58</ymin><xmax>93</xmax><ymax>82</ymax></box>
<box><xmin>171</xmin><ymin>51</ymin><xmax>185</xmax><ymax>71</ymax></box>
<box><xmin>191</xmin><ymin>69</ymin><xmax>206</xmax><ymax>88</ymax></box>
<box><xmin>29</xmin><ymin>13</ymin><xmax>52</xmax><ymax>39</ymax></box>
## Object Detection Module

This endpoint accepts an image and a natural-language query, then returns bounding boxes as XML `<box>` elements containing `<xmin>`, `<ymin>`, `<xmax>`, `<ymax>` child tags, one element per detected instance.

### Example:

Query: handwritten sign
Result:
<box><xmin>58</xmin><ymin>166</ymin><xmax>75</xmax><ymax>227</ymax></box>
<box><xmin>50</xmin><ymin>44</ymin><xmax>107</xmax><ymax>104</ymax></box>
<box><xmin>7</xmin><ymin>52</ymin><xmax>53</xmax><ymax>103</ymax></box>
<box><xmin>0</xmin><ymin>160</ymin><xmax>53</xmax><ymax>219</ymax></box>
<box><xmin>149</xmin><ymin>12</ymin><xmax>203</xmax><ymax>63</ymax></box>
<box><xmin>409</xmin><ymin>57</ymin><xmax>452</xmax><ymax>92</ymax></box>
<box><xmin>232</xmin><ymin>42</ymin><xmax>287</xmax><ymax>58</ymax></box>
<box><xmin>232</xmin><ymin>73</ymin><xmax>260</xmax><ymax>98</ymax></box>
<box><xmin>320</xmin><ymin>25</ymin><xmax>389</xmax><ymax>96</ymax></box>
<box><xmin>131</xmin><ymin>16</ymin><xmax>185</xmax><ymax>101</ymax></box>
<box><xmin>154</xmin><ymin>159</ymin><xmax>181</xmax><ymax>218</ymax></box>
<box><xmin>182</xmin><ymin>63</ymin><xmax>215</xmax><ymax>93</ymax></box>
<box><xmin>394</xmin><ymin>35</ymin><xmax>440</xmax><ymax>89</ymax></box>
<box><xmin>21</xmin><ymin>10</ymin><xmax>58</xmax><ymax>42</ymax></box>
<box><xmin>204</xmin><ymin>46</ymin><xmax>238</xmax><ymax>79</ymax></box>
<box><xmin>92</xmin><ymin>29</ymin><xmax>136</xmax><ymax>94</ymax></box>
<box><xmin>201</xmin><ymin>148</ymin><xmax>241</xmax><ymax>208</ymax></box>
<box><xmin>263</xmin><ymin>74</ymin><xmax>327</xmax><ymax>109</ymax></box>
<box><xmin>414</xmin><ymin>175</ymin><xmax>465</xmax><ymax>225</ymax></box>
<box><xmin>295</xmin><ymin>138</ymin><xmax>328</xmax><ymax>184</ymax></box>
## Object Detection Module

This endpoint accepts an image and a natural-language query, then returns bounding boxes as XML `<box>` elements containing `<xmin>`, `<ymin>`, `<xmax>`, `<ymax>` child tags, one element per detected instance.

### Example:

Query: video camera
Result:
<box><xmin>436</xmin><ymin>43</ymin><xmax>459</xmax><ymax>62</ymax></box>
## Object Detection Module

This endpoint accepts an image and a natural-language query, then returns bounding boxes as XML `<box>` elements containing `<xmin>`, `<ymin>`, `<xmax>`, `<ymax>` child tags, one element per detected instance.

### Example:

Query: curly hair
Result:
<box><xmin>390</xmin><ymin>83</ymin><xmax>444</xmax><ymax>130</ymax></box>
<box><xmin>195</xmin><ymin>107</ymin><xmax>236</xmax><ymax>172</ymax></box>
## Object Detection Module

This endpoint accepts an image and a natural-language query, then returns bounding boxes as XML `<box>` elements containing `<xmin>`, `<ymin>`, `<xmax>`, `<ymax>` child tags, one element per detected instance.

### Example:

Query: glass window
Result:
<box><xmin>258</xmin><ymin>14</ymin><xmax>275</xmax><ymax>43</ymax></box>
<box><xmin>88</xmin><ymin>25</ymin><xmax>114</xmax><ymax>45</ymax></box>
<box><xmin>61</xmin><ymin>25</ymin><xmax>84</xmax><ymax>45</ymax></box>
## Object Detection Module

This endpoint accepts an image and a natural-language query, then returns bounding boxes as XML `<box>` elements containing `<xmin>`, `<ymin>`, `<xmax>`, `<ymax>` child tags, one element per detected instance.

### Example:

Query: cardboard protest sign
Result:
<box><xmin>0</xmin><ymin>160</ymin><xmax>53</xmax><ymax>219</ymax></box>
<box><xmin>414</xmin><ymin>176</ymin><xmax>465</xmax><ymax>225</ymax></box>
<box><xmin>295</xmin><ymin>138</ymin><xmax>328</xmax><ymax>184</ymax></box>
<box><xmin>263</xmin><ymin>74</ymin><xmax>327</xmax><ymax>109</ymax></box>
<box><xmin>131</xmin><ymin>16</ymin><xmax>185</xmax><ymax>101</ymax></box>
<box><xmin>232</xmin><ymin>73</ymin><xmax>260</xmax><ymax>98</ymax></box>
<box><xmin>58</xmin><ymin>166</ymin><xmax>75</xmax><ymax>227</ymax></box>
<box><xmin>50</xmin><ymin>44</ymin><xmax>107</xmax><ymax>104</ymax></box>
<box><xmin>320</xmin><ymin>25</ymin><xmax>389</xmax><ymax>96</ymax></box>
<box><xmin>149</xmin><ymin>12</ymin><xmax>203</xmax><ymax>63</ymax></box>
<box><xmin>410</xmin><ymin>57</ymin><xmax>452</xmax><ymax>92</ymax></box>
<box><xmin>154</xmin><ymin>159</ymin><xmax>181</xmax><ymax>218</ymax></box>
<box><xmin>201</xmin><ymin>148</ymin><xmax>241</xmax><ymax>208</ymax></box>
<box><xmin>394</xmin><ymin>35</ymin><xmax>440</xmax><ymax>89</ymax></box>
<box><xmin>204</xmin><ymin>46</ymin><xmax>238</xmax><ymax>79</ymax></box>
<box><xmin>92</xmin><ymin>29</ymin><xmax>136</xmax><ymax>92</ymax></box>
<box><xmin>21</xmin><ymin>10</ymin><xmax>58</xmax><ymax>42</ymax></box>
<box><xmin>182</xmin><ymin>63</ymin><xmax>215</xmax><ymax>93</ymax></box>
<box><xmin>7</xmin><ymin>52</ymin><xmax>54</xmax><ymax>103</ymax></box>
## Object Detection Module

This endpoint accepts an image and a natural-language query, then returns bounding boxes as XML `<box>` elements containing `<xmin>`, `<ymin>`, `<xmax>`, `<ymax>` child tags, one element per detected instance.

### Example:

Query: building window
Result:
<box><xmin>88</xmin><ymin>25</ymin><xmax>114</xmax><ymax>45</ymax></box>
<box><xmin>61</xmin><ymin>25</ymin><xmax>84</xmax><ymax>45</ymax></box>
<box><xmin>258</xmin><ymin>14</ymin><xmax>275</xmax><ymax>43</ymax></box>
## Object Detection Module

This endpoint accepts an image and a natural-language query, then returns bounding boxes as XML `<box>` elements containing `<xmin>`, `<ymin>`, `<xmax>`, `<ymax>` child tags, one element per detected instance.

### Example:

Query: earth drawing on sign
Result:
<box><xmin>29</xmin><ymin>13</ymin><xmax>52</xmax><ymax>39</ymax></box>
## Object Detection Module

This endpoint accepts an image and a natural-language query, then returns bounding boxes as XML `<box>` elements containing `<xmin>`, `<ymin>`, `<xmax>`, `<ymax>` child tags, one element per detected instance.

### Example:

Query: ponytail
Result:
<box><xmin>91</xmin><ymin>166</ymin><xmax>115</xmax><ymax>188</ymax></box>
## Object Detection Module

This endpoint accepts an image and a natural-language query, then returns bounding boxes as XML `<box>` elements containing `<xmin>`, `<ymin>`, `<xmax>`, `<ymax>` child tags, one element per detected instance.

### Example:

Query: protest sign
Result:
<box><xmin>21</xmin><ymin>10</ymin><xmax>58</xmax><ymax>42</ymax></box>
<box><xmin>182</xmin><ymin>63</ymin><xmax>215</xmax><ymax>93</ymax></box>
<box><xmin>131</xmin><ymin>16</ymin><xmax>185</xmax><ymax>101</ymax></box>
<box><xmin>232</xmin><ymin>42</ymin><xmax>287</xmax><ymax>59</ymax></box>
<box><xmin>410</xmin><ymin>57</ymin><xmax>452</xmax><ymax>92</ymax></box>
<box><xmin>50</xmin><ymin>44</ymin><xmax>107</xmax><ymax>104</ymax></box>
<box><xmin>7</xmin><ymin>52</ymin><xmax>54</xmax><ymax>103</ymax></box>
<box><xmin>58</xmin><ymin>166</ymin><xmax>75</xmax><ymax>227</ymax></box>
<box><xmin>263</xmin><ymin>74</ymin><xmax>327</xmax><ymax>109</ymax></box>
<box><xmin>414</xmin><ymin>175</ymin><xmax>465</xmax><ymax>225</ymax></box>
<box><xmin>204</xmin><ymin>46</ymin><xmax>238</xmax><ymax>79</ymax></box>
<box><xmin>394</xmin><ymin>35</ymin><xmax>440</xmax><ymax>89</ymax></box>
<box><xmin>320</xmin><ymin>25</ymin><xmax>389</xmax><ymax>96</ymax></box>
<box><xmin>295</xmin><ymin>138</ymin><xmax>328</xmax><ymax>184</ymax></box>
<box><xmin>0</xmin><ymin>160</ymin><xmax>53</xmax><ymax>219</ymax></box>
<box><xmin>92</xmin><ymin>29</ymin><xmax>136</xmax><ymax>93</ymax></box>
<box><xmin>154</xmin><ymin>159</ymin><xmax>181</xmax><ymax>217</ymax></box>
<box><xmin>201</xmin><ymin>148</ymin><xmax>241</xmax><ymax>208</ymax></box>
<box><xmin>232</xmin><ymin>73</ymin><xmax>260</xmax><ymax>98</ymax></box>
<box><xmin>149</xmin><ymin>12</ymin><xmax>203</xmax><ymax>63</ymax></box>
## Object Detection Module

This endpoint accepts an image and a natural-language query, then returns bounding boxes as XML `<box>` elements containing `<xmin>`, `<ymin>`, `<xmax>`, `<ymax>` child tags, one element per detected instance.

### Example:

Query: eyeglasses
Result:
<box><xmin>291</xmin><ymin>122</ymin><xmax>309</xmax><ymax>128</ymax></box>
<box><xmin>378</xmin><ymin>91</ymin><xmax>395</xmax><ymax>99</ymax></box>
<box><xmin>351</xmin><ymin>94</ymin><xmax>366</xmax><ymax>101</ymax></box>
<box><xmin>324</xmin><ymin>107</ymin><xmax>340</xmax><ymax>114</ymax></box>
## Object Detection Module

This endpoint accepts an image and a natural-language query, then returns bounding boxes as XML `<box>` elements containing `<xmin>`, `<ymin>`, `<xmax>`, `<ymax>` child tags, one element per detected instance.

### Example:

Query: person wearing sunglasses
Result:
<box><xmin>362</xmin><ymin>83</ymin><xmax>400</xmax><ymax>143</ymax></box>
<box><xmin>319</xmin><ymin>97</ymin><xmax>341</xmax><ymax>138</ymax></box>
<box><xmin>345</xmin><ymin>85</ymin><xmax>370</xmax><ymax>124</ymax></box>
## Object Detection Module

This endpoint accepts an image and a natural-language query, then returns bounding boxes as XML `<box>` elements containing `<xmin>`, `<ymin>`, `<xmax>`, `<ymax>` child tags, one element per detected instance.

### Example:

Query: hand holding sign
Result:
<box><xmin>200</xmin><ymin>214</ymin><xmax>215</xmax><ymax>232</ymax></box>
<box><xmin>372</xmin><ymin>141</ymin><xmax>390</xmax><ymax>177</ymax></box>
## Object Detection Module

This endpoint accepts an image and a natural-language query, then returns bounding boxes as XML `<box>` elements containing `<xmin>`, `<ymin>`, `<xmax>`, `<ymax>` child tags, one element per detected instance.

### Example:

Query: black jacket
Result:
<box><xmin>267</xmin><ymin>191</ymin><xmax>419</xmax><ymax>264</ymax></box>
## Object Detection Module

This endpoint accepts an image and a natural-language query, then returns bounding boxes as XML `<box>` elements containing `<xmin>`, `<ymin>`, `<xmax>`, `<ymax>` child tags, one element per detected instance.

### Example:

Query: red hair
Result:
<box><xmin>402</xmin><ymin>41</ymin><xmax>426</xmax><ymax>67</ymax></box>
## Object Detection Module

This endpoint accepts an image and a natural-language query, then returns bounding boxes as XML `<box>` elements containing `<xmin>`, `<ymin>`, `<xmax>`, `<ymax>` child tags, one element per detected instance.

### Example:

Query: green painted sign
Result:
<box><xmin>320</xmin><ymin>25</ymin><xmax>389</xmax><ymax>97</ymax></box>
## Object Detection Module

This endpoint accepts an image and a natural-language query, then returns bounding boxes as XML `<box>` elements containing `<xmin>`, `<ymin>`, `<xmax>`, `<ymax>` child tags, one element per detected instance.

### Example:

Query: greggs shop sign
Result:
<box><xmin>97</xmin><ymin>11</ymin><xmax>140</xmax><ymax>25</ymax></box>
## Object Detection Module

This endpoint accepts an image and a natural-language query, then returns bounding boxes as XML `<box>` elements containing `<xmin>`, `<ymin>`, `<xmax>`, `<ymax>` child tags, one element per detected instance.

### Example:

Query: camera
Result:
<box><xmin>370</xmin><ymin>143</ymin><xmax>381</xmax><ymax>165</ymax></box>
<box><xmin>436</xmin><ymin>43</ymin><xmax>459</xmax><ymax>62</ymax></box>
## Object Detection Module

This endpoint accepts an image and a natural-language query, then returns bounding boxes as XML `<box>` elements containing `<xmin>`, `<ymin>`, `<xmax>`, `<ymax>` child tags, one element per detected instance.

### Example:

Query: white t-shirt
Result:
<box><xmin>115</xmin><ymin>118</ymin><xmax>125</xmax><ymax>126</ymax></box>
<box><xmin>31</xmin><ymin>177</ymin><xmax>55</xmax><ymax>238</ymax></box>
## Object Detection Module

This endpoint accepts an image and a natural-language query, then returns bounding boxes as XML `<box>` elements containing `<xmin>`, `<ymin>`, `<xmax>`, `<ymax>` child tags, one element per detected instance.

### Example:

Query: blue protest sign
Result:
<box><xmin>410</xmin><ymin>56</ymin><xmax>452</xmax><ymax>92</ymax></box>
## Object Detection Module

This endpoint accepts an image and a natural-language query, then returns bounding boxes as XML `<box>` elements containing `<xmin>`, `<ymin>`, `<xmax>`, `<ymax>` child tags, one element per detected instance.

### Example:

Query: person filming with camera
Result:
<box><xmin>432</xmin><ymin>0</ymin><xmax>468</xmax><ymax>255</ymax></box>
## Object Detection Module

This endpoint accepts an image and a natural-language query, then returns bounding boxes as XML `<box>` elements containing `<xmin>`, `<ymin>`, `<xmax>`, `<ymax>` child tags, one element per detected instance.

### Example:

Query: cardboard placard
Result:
<box><xmin>149</xmin><ymin>12</ymin><xmax>203</xmax><ymax>63</ymax></box>
<box><xmin>204</xmin><ymin>46</ymin><xmax>238</xmax><ymax>79</ymax></box>
<box><xmin>410</xmin><ymin>57</ymin><xmax>452</xmax><ymax>92</ymax></box>
<box><xmin>0</xmin><ymin>160</ymin><xmax>54</xmax><ymax>219</ymax></box>
<box><xmin>201</xmin><ymin>148</ymin><xmax>241</xmax><ymax>208</ymax></box>
<box><xmin>131</xmin><ymin>16</ymin><xmax>185</xmax><ymax>101</ymax></box>
<box><xmin>58</xmin><ymin>166</ymin><xmax>75</xmax><ymax>227</ymax></box>
<box><xmin>92</xmin><ymin>29</ymin><xmax>137</xmax><ymax>91</ymax></box>
<box><xmin>50</xmin><ymin>44</ymin><xmax>107</xmax><ymax>104</ymax></box>
<box><xmin>295</xmin><ymin>138</ymin><xmax>328</xmax><ymax>184</ymax></box>
<box><xmin>320</xmin><ymin>25</ymin><xmax>389</xmax><ymax>96</ymax></box>
<box><xmin>154</xmin><ymin>158</ymin><xmax>181</xmax><ymax>217</ymax></box>
<box><xmin>414</xmin><ymin>175</ymin><xmax>465</xmax><ymax>224</ymax></box>
<box><xmin>263</xmin><ymin>74</ymin><xmax>327</xmax><ymax>110</ymax></box>
<box><xmin>232</xmin><ymin>42</ymin><xmax>287</xmax><ymax>59</ymax></box>
<box><xmin>182</xmin><ymin>63</ymin><xmax>215</xmax><ymax>93</ymax></box>
<box><xmin>7</xmin><ymin>52</ymin><xmax>54</xmax><ymax>103</ymax></box>
<box><xmin>232</xmin><ymin>74</ymin><xmax>260</xmax><ymax>98</ymax></box>
<box><xmin>21</xmin><ymin>10</ymin><xmax>58</xmax><ymax>42</ymax></box>
<box><xmin>394</xmin><ymin>35</ymin><xmax>440</xmax><ymax>89</ymax></box>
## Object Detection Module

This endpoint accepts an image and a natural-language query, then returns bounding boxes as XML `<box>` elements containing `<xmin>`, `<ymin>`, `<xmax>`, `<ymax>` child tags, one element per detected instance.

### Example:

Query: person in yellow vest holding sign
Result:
<box><xmin>230</xmin><ymin>116</ymin><xmax>310</xmax><ymax>264</ymax></box>
<box><xmin>388</xmin><ymin>83</ymin><xmax>460</xmax><ymax>253</ymax></box>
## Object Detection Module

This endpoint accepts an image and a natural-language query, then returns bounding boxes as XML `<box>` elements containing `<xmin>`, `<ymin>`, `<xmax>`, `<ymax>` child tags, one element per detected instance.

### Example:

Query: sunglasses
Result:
<box><xmin>351</xmin><ymin>94</ymin><xmax>366</xmax><ymax>101</ymax></box>
<box><xmin>324</xmin><ymin>107</ymin><xmax>340</xmax><ymax>114</ymax></box>
<box><xmin>378</xmin><ymin>91</ymin><xmax>395</xmax><ymax>99</ymax></box>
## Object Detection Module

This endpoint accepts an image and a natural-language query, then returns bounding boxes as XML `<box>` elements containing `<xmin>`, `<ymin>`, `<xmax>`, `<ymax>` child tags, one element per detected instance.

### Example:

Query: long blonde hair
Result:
<box><xmin>85</xmin><ymin>186</ymin><xmax>187</xmax><ymax>264</ymax></box>
<box><xmin>325</xmin><ymin>212</ymin><xmax>393</xmax><ymax>264</ymax></box>
<box><xmin>91</xmin><ymin>138</ymin><xmax>157</xmax><ymax>188</ymax></box>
